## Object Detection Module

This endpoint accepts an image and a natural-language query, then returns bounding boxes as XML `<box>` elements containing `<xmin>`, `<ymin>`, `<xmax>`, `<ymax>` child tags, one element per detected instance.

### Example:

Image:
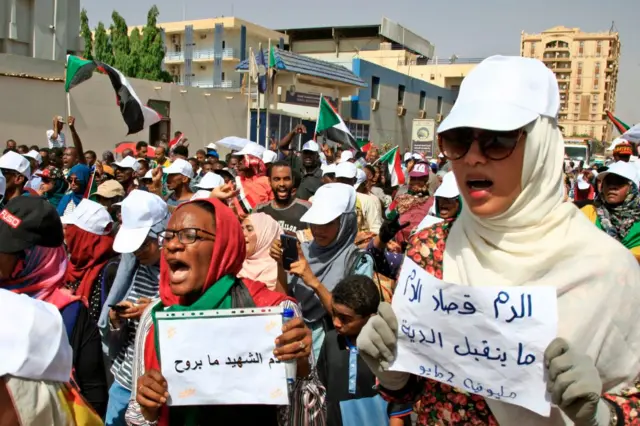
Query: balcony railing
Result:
<box><xmin>165</xmin><ymin>48</ymin><xmax>236</xmax><ymax>62</ymax></box>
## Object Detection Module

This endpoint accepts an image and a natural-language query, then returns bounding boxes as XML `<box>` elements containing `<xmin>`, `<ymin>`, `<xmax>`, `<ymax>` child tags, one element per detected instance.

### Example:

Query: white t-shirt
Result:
<box><xmin>356</xmin><ymin>192</ymin><xmax>383</xmax><ymax>234</ymax></box>
<box><xmin>46</xmin><ymin>130</ymin><xmax>65</xmax><ymax>149</ymax></box>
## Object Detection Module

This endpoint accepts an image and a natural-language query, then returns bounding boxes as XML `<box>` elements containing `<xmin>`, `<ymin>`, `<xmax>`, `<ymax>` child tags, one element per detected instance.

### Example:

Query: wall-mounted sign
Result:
<box><xmin>412</xmin><ymin>118</ymin><xmax>436</xmax><ymax>158</ymax></box>
<box><xmin>285</xmin><ymin>91</ymin><xmax>337</xmax><ymax>108</ymax></box>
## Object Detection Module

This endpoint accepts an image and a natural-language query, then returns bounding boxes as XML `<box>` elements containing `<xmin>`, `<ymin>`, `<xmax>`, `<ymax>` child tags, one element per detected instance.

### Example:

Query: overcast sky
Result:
<box><xmin>82</xmin><ymin>0</ymin><xmax>640</xmax><ymax>127</ymax></box>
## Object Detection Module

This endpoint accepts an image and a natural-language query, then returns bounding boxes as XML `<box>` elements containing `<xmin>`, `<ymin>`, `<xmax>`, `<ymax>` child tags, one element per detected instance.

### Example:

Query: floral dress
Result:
<box><xmin>381</xmin><ymin>219</ymin><xmax>639</xmax><ymax>425</ymax></box>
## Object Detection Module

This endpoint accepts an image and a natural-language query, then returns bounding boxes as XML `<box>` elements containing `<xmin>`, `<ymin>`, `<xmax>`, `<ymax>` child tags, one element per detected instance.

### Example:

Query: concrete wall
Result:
<box><xmin>0</xmin><ymin>54</ymin><xmax>247</xmax><ymax>154</ymax></box>
<box><xmin>0</xmin><ymin>0</ymin><xmax>80</xmax><ymax>61</ymax></box>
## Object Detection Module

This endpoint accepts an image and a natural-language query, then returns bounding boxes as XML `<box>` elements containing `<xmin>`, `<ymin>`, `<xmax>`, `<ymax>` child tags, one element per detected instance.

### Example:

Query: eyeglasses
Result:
<box><xmin>439</xmin><ymin>128</ymin><xmax>525</xmax><ymax>161</ymax></box>
<box><xmin>158</xmin><ymin>228</ymin><xmax>216</xmax><ymax>247</ymax></box>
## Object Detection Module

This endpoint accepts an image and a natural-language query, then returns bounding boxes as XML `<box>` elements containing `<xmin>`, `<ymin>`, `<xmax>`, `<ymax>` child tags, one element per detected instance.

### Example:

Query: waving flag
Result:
<box><xmin>65</xmin><ymin>55</ymin><xmax>161</xmax><ymax>135</ymax></box>
<box><xmin>379</xmin><ymin>146</ymin><xmax>405</xmax><ymax>187</ymax></box>
<box><xmin>316</xmin><ymin>96</ymin><xmax>358</xmax><ymax>151</ymax></box>
<box><xmin>605</xmin><ymin>110</ymin><xmax>631</xmax><ymax>135</ymax></box>
<box><xmin>256</xmin><ymin>49</ymin><xmax>267</xmax><ymax>94</ymax></box>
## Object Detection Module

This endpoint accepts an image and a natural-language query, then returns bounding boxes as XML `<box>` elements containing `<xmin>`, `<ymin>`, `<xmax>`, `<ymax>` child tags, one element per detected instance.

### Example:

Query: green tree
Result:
<box><xmin>139</xmin><ymin>5</ymin><xmax>172</xmax><ymax>82</ymax></box>
<box><xmin>79</xmin><ymin>8</ymin><xmax>93</xmax><ymax>60</ymax></box>
<box><xmin>128</xmin><ymin>28</ymin><xmax>142</xmax><ymax>79</ymax></box>
<box><xmin>110</xmin><ymin>11</ymin><xmax>132</xmax><ymax>75</ymax></box>
<box><xmin>93</xmin><ymin>22</ymin><xmax>114</xmax><ymax>65</ymax></box>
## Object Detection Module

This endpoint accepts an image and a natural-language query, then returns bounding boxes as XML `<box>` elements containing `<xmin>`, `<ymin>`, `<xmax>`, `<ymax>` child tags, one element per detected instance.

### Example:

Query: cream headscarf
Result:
<box><xmin>443</xmin><ymin>117</ymin><xmax>640</xmax><ymax>424</ymax></box>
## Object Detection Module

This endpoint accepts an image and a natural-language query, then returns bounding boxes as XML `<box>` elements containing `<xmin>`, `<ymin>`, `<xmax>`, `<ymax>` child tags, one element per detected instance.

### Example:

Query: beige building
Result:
<box><xmin>521</xmin><ymin>26</ymin><xmax>621</xmax><ymax>141</ymax></box>
<box><xmin>130</xmin><ymin>17</ymin><xmax>287</xmax><ymax>91</ymax></box>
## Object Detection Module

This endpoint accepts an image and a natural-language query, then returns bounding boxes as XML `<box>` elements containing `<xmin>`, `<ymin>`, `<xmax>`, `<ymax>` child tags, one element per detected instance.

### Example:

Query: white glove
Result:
<box><xmin>357</xmin><ymin>302</ymin><xmax>410</xmax><ymax>390</ymax></box>
<box><xmin>544</xmin><ymin>338</ymin><xmax>610</xmax><ymax>426</ymax></box>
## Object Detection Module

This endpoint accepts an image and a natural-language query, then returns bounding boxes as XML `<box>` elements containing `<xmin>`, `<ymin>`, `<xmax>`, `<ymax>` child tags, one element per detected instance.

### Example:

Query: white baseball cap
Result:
<box><xmin>191</xmin><ymin>189</ymin><xmax>212</xmax><ymax>200</ymax></box>
<box><xmin>322</xmin><ymin>163</ymin><xmax>337</xmax><ymax>176</ymax></box>
<box><xmin>434</xmin><ymin>172</ymin><xmax>460</xmax><ymax>198</ymax></box>
<box><xmin>25</xmin><ymin>150</ymin><xmax>42</xmax><ymax>166</ymax></box>
<box><xmin>142</xmin><ymin>169</ymin><xmax>154</xmax><ymax>180</ymax></box>
<box><xmin>339</xmin><ymin>150</ymin><xmax>354</xmax><ymax>163</ymax></box>
<box><xmin>61</xmin><ymin>199</ymin><xmax>112</xmax><ymax>236</ymax></box>
<box><xmin>302</xmin><ymin>140</ymin><xmax>319</xmax><ymax>152</ymax></box>
<box><xmin>113</xmin><ymin>190</ymin><xmax>168</xmax><ymax>253</ymax></box>
<box><xmin>233</xmin><ymin>141</ymin><xmax>265</xmax><ymax>158</ymax></box>
<box><xmin>196</xmin><ymin>172</ymin><xmax>224</xmax><ymax>190</ymax></box>
<box><xmin>206</xmin><ymin>142</ymin><xmax>217</xmax><ymax>151</ymax></box>
<box><xmin>113</xmin><ymin>156</ymin><xmax>141</xmax><ymax>172</ymax></box>
<box><xmin>598</xmin><ymin>161</ymin><xmax>639</xmax><ymax>188</ymax></box>
<box><xmin>576</xmin><ymin>175</ymin><xmax>590</xmax><ymax>190</ymax></box>
<box><xmin>412</xmin><ymin>153</ymin><xmax>422</xmax><ymax>160</ymax></box>
<box><xmin>404</xmin><ymin>152</ymin><xmax>413</xmax><ymax>162</ymax></box>
<box><xmin>262</xmin><ymin>150</ymin><xmax>278</xmax><ymax>164</ymax></box>
<box><xmin>438</xmin><ymin>55</ymin><xmax>559</xmax><ymax>133</ymax></box>
<box><xmin>163</xmin><ymin>158</ymin><xmax>193</xmax><ymax>179</ymax></box>
<box><xmin>354</xmin><ymin>168</ymin><xmax>367</xmax><ymax>190</ymax></box>
<box><xmin>0</xmin><ymin>151</ymin><xmax>31</xmax><ymax>179</ymax></box>
<box><xmin>336</xmin><ymin>162</ymin><xmax>357</xmax><ymax>179</ymax></box>
<box><xmin>300</xmin><ymin>183</ymin><xmax>356</xmax><ymax>225</ymax></box>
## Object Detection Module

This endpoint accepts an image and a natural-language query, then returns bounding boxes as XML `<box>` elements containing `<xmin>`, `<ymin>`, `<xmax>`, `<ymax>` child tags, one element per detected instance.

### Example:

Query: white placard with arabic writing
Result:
<box><xmin>390</xmin><ymin>258</ymin><xmax>557</xmax><ymax>416</ymax></box>
<box><xmin>156</xmin><ymin>307</ymin><xmax>289</xmax><ymax>406</ymax></box>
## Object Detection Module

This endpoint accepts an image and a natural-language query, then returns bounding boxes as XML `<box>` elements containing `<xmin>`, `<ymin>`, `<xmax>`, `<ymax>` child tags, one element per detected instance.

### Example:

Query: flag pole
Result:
<box><xmin>313</xmin><ymin>93</ymin><xmax>322</xmax><ymax>149</ymax></box>
<box><xmin>64</xmin><ymin>58</ymin><xmax>71</xmax><ymax>117</ymax></box>
<box><xmin>256</xmin><ymin>42</ymin><xmax>262</xmax><ymax>143</ymax></box>
<box><xmin>246</xmin><ymin>46</ymin><xmax>252</xmax><ymax>139</ymax></box>
<box><xmin>264</xmin><ymin>39</ymin><xmax>271</xmax><ymax>149</ymax></box>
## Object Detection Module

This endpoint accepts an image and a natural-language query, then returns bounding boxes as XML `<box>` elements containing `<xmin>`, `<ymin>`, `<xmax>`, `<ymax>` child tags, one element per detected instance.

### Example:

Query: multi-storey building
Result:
<box><xmin>521</xmin><ymin>26</ymin><xmax>621</xmax><ymax>141</ymax></box>
<box><xmin>130</xmin><ymin>17</ymin><xmax>288</xmax><ymax>91</ymax></box>
<box><xmin>0</xmin><ymin>0</ymin><xmax>81</xmax><ymax>61</ymax></box>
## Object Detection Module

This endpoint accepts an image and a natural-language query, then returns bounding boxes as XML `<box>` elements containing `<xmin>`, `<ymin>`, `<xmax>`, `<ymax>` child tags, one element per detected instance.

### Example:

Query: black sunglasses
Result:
<box><xmin>439</xmin><ymin>128</ymin><xmax>525</xmax><ymax>161</ymax></box>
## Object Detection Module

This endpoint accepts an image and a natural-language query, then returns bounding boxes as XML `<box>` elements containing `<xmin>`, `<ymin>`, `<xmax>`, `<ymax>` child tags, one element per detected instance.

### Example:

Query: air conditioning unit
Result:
<box><xmin>418</xmin><ymin>110</ymin><xmax>427</xmax><ymax>119</ymax></box>
<box><xmin>199</xmin><ymin>65</ymin><xmax>206</xmax><ymax>70</ymax></box>
<box><xmin>171</xmin><ymin>35</ymin><xmax>179</xmax><ymax>44</ymax></box>
<box><xmin>430</xmin><ymin>74</ymin><xmax>435</xmax><ymax>80</ymax></box>
<box><xmin>397</xmin><ymin>106</ymin><xmax>407</xmax><ymax>117</ymax></box>
<box><xmin>200</xmin><ymin>34</ymin><xmax>207</xmax><ymax>40</ymax></box>
<box><xmin>436</xmin><ymin>113</ymin><xmax>443</xmax><ymax>122</ymax></box>
<box><xmin>371</xmin><ymin>99</ymin><xmax>379</xmax><ymax>111</ymax></box>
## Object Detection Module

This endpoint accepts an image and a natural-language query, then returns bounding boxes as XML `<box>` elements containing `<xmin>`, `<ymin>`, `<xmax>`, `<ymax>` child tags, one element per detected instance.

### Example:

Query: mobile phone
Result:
<box><xmin>108</xmin><ymin>304</ymin><xmax>128</xmax><ymax>313</ymax></box>
<box><xmin>280</xmin><ymin>234</ymin><xmax>299</xmax><ymax>271</ymax></box>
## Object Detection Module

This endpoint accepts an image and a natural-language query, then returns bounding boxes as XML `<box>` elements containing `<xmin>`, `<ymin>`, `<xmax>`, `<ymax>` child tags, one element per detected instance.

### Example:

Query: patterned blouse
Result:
<box><xmin>380</xmin><ymin>219</ymin><xmax>639</xmax><ymax>425</ymax></box>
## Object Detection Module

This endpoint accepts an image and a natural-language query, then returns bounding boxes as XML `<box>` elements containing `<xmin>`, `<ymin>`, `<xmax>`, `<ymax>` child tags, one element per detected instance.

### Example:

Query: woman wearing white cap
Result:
<box><xmin>271</xmin><ymin>183</ymin><xmax>375</xmax><ymax>358</ymax></box>
<box><xmin>581</xmin><ymin>161</ymin><xmax>640</xmax><ymax>262</ymax></box>
<box><xmin>357</xmin><ymin>55</ymin><xmax>640</xmax><ymax>425</ymax></box>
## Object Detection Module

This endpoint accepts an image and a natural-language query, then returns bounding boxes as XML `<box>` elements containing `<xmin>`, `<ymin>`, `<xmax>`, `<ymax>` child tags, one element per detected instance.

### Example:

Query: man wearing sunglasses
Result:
<box><xmin>0</xmin><ymin>151</ymin><xmax>32</xmax><ymax>203</ymax></box>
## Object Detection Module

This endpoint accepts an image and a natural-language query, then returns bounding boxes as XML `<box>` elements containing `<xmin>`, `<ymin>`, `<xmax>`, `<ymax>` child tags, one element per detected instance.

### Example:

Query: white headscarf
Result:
<box><xmin>0</xmin><ymin>289</ymin><xmax>72</xmax><ymax>382</ymax></box>
<box><xmin>443</xmin><ymin>117</ymin><xmax>640</xmax><ymax>424</ymax></box>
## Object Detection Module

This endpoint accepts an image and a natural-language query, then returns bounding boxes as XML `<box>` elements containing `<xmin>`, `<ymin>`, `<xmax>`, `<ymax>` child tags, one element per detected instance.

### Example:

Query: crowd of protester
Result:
<box><xmin>1</xmin><ymin>55</ymin><xmax>640</xmax><ymax>426</ymax></box>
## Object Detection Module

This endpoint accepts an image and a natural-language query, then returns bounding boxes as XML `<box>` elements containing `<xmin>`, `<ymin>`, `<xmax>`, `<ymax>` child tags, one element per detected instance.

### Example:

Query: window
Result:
<box><xmin>222</xmin><ymin>40</ymin><xmax>226</xmax><ymax>49</ymax></box>
<box><xmin>419</xmin><ymin>90</ymin><xmax>427</xmax><ymax>110</ymax></box>
<box><xmin>371</xmin><ymin>76</ymin><xmax>380</xmax><ymax>100</ymax></box>
<box><xmin>397</xmin><ymin>84</ymin><xmax>405</xmax><ymax>106</ymax></box>
<box><xmin>591</xmin><ymin>104</ymin><xmax>596</xmax><ymax>113</ymax></box>
<box><xmin>530</xmin><ymin>42</ymin><xmax>536</xmax><ymax>55</ymax></box>
<box><xmin>594</xmin><ymin>62</ymin><xmax>600</xmax><ymax>75</ymax></box>
<box><xmin>575</xmin><ymin>94</ymin><xmax>580</xmax><ymax>101</ymax></box>
<box><xmin>594</xmin><ymin>79</ymin><xmax>599</xmax><ymax>90</ymax></box>
<box><xmin>576</xmin><ymin>77</ymin><xmax>581</xmax><ymax>89</ymax></box>
<box><xmin>596</xmin><ymin>40</ymin><xmax>602</xmax><ymax>57</ymax></box>
<box><xmin>437</xmin><ymin>96</ymin><xmax>443</xmax><ymax>115</ymax></box>
<box><xmin>589</xmin><ymin>126</ymin><xmax>595</xmax><ymax>136</ymax></box>
<box><xmin>572</xmin><ymin>126</ymin><xmax>576</xmax><ymax>135</ymax></box>
<box><xmin>574</xmin><ymin>103</ymin><xmax>580</xmax><ymax>111</ymax></box>
<box><xmin>573</xmin><ymin>114</ymin><xmax>579</xmax><ymax>120</ymax></box>
<box><xmin>593</xmin><ymin>94</ymin><xmax>599</xmax><ymax>102</ymax></box>
<box><xmin>578</xmin><ymin>41</ymin><xmax>584</xmax><ymax>56</ymax></box>
<box><xmin>591</xmin><ymin>114</ymin><xmax>597</xmax><ymax>121</ymax></box>
<box><xmin>577</xmin><ymin>62</ymin><xmax>583</xmax><ymax>75</ymax></box>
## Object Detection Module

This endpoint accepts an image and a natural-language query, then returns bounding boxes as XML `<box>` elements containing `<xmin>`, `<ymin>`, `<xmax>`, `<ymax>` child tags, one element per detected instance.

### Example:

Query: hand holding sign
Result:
<box><xmin>389</xmin><ymin>258</ymin><xmax>558</xmax><ymax>416</ymax></box>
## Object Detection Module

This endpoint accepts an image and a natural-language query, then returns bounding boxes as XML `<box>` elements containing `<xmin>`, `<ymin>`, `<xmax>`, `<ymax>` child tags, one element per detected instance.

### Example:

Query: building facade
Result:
<box><xmin>521</xmin><ymin>26</ymin><xmax>621</xmax><ymax>141</ymax></box>
<box><xmin>130</xmin><ymin>17</ymin><xmax>288</xmax><ymax>91</ymax></box>
<box><xmin>0</xmin><ymin>0</ymin><xmax>80</xmax><ymax>61</ymax></box>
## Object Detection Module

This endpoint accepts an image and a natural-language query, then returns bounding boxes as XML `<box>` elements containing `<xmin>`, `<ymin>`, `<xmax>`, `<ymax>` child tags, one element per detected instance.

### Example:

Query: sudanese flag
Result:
<box><xmin>65</xmin><ymin>55</ymin><xmax>161</xmax><ymax>135</ymax></box>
